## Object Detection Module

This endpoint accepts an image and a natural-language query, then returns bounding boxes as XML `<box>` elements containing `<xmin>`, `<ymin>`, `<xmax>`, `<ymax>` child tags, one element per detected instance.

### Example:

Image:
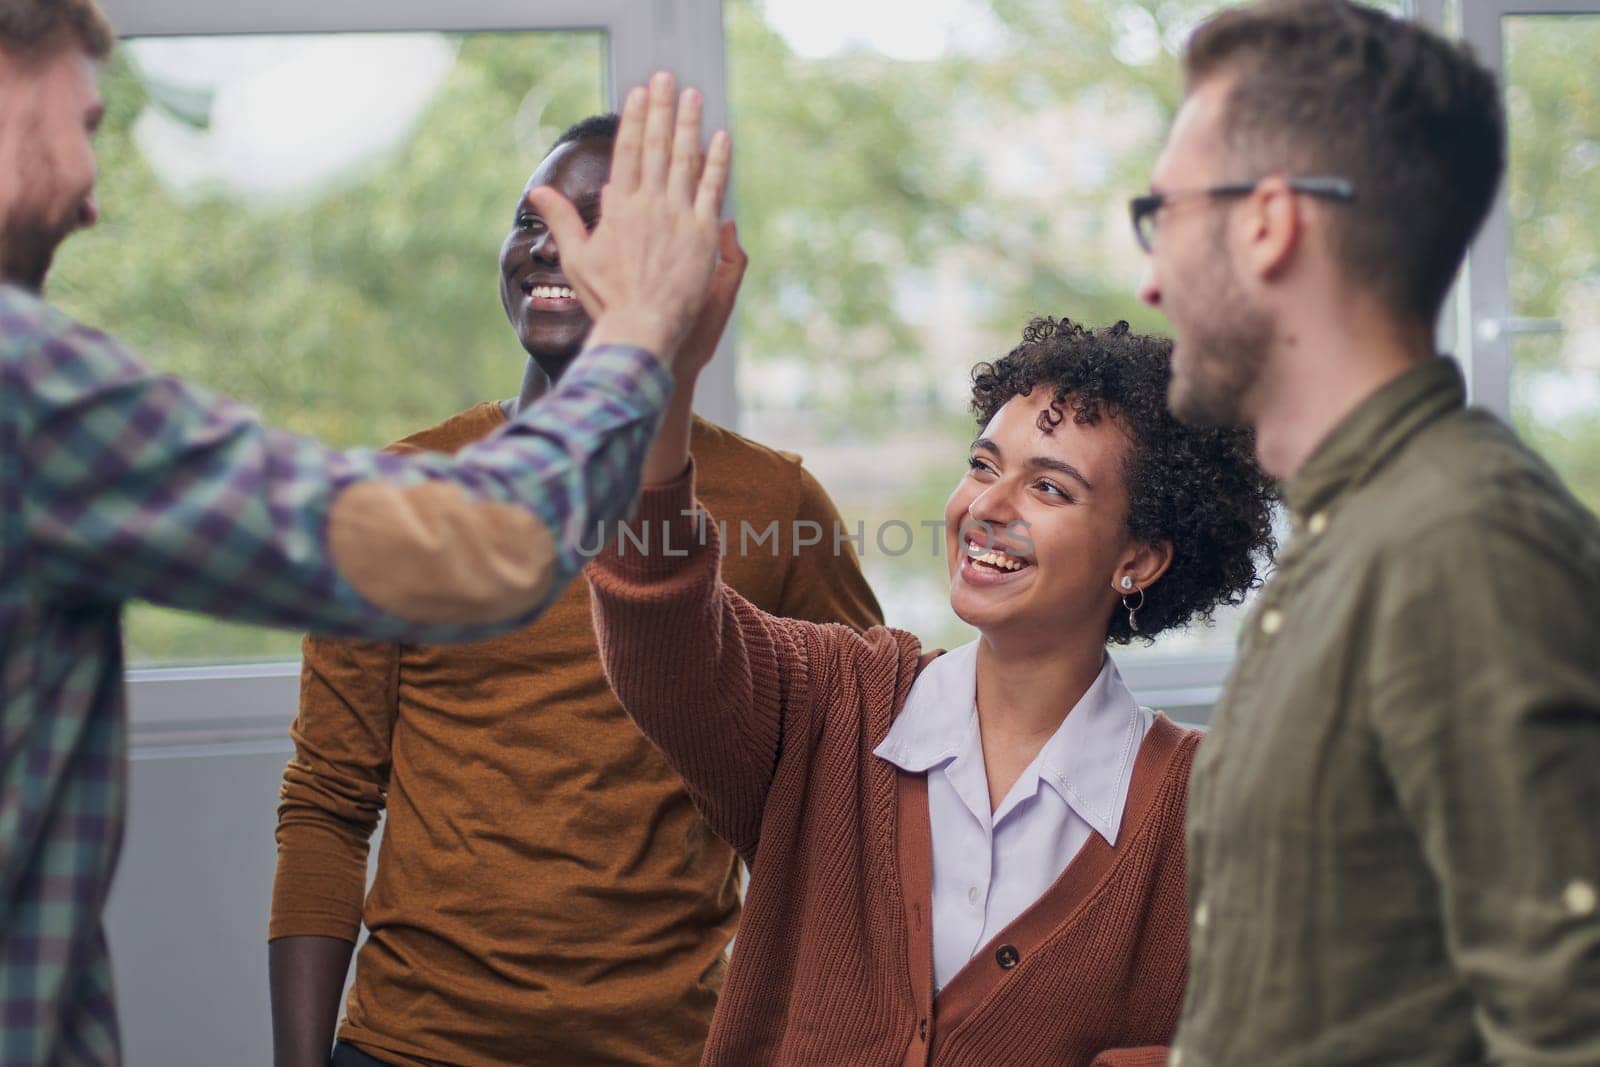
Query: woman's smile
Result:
<box><xmin>958</xmin><ymin>535</ymin><xmax>1036</xmax><ymax>587</ymax></box>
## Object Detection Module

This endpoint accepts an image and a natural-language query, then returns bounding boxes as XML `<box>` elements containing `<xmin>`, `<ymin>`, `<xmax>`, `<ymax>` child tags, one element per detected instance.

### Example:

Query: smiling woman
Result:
<box><xmin>964</xmin><ymin>317</ymin><xmax>1275</xmax><ymax>645</ymax></box>
<box><xmin>585</xmin><ymin>315</ymin><xmax>1276</xmax><ymax>1064</ymax></box>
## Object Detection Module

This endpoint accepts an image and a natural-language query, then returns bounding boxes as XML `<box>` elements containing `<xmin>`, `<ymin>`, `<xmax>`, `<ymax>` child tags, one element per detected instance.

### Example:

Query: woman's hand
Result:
<box><xmin>640</xmin><ymin>220</ymin><xmax>746</xmax><ymax>487</ymax></box>
<box><xmin>675</xmin><ymin>219</ymin><xmax>747</xmax><ymax>382</ymax></box>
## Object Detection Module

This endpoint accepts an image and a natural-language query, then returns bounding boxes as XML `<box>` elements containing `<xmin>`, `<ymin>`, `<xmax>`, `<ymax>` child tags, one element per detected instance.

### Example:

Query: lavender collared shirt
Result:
<box><xmin>874</xmin><ymin>640</ymin><xmax>1153</xmax><ymax>992</ymax></box>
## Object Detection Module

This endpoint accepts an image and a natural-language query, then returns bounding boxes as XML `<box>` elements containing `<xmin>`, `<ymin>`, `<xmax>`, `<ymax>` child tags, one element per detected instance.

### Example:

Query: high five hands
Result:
<box><xmin>529</xmin><ymin>72</ymin><xmax>734</xmax><ymax>374</ymax></box>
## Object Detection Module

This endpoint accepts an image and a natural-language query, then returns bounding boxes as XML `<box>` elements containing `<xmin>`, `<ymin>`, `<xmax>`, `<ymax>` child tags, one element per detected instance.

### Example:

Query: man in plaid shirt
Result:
<box><xmin>0</xmin><ymin>0</ymin><xmax>734</xmax><ymax>1060</ymax></box>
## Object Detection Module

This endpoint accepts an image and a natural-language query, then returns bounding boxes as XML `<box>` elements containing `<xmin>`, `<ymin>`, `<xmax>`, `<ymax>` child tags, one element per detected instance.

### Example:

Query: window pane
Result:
<box><xmin>725</xmin><ymin>0</ymin><xmax>1388</xmax><ymax>657</ymax></box>
<box><xmin>1503</xmin><ymin>16</ymin><xmax>1600</xmax><ymax>516</ymax></box>
<box><xmin>50</xmin><ymin>31</ymin><xmax>607</xmax><ymax>667</ymax></box>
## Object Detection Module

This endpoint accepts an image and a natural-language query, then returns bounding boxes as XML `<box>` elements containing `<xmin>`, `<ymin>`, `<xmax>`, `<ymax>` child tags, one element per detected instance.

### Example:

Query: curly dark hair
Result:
<box><xmin>969</xmin><ymin>317</ymin><xmax>1277</xmax><ymax>645</ymax></box>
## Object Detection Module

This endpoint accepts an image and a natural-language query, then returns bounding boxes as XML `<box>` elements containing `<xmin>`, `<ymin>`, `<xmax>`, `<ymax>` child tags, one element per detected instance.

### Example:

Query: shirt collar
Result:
<box><xmin>874</xmin><ymin>641</ymin><xmax>979</xmax><ymax>774</ymax></box>
<box><xmin>1285</xmin><ymin>355</ymin><xmax>1467</xmax><ymax>519</ymax></box>
<box><xmin>1031</xmin><ymin>655</ymin><xmax>1144</xmax><ymax>845</ymax></box>
<box><xmin>874</xmin><ymin>641</ymin><xmax>1146</xmax><ymax>845</ymax></box>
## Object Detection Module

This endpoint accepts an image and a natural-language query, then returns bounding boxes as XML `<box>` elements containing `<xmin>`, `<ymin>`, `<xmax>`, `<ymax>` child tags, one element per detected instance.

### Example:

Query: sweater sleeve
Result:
<box><xmin>15</xmin><ymin>288</ymin><xmax>669</xmax><ymax>644</ymax></box>
<box><xmin>269</xmin><ymin>632</ymin><xmax>400</xmax><ymax>943</ymax></box>
<box><xmin>588</xmin><ymin>462</ymin><xmax>856</xmax><ymax>861</ymax></box>
<box><xmin>1089</xmin><ymin>1046</ymin><xmax>1171</xmax><ymax>1067</ymax></box>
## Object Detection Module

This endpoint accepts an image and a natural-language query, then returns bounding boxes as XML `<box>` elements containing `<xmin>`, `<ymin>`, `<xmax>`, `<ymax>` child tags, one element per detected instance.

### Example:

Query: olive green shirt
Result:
<box><xmin>1174</xmin><ymin>357</ymin><xmax>1600</xmax><ymax>1067</ymax></box>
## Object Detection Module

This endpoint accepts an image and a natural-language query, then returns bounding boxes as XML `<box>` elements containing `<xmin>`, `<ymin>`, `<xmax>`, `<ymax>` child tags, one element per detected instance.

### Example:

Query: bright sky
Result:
<box><xmin>761</xmin><ymin>0</ymin><xmax>1000</xmax><ymax>60</ymax></box>
<box><xmin>121</xmin><ymin>6</ymin><xmax>1004</xmax><ymax>205</ymax></box>
<box><xmin>126</xmin><ymin>35</ymin><xmax>457</xmax><ymax>205</ymax></box>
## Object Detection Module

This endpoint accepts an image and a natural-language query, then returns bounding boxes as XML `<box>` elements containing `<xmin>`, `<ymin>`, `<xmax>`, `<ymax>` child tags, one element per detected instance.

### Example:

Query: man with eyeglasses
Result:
<box><xmin>1134</xmin><ymin>1</ymin><xmax>1600</xmax><ymax>1064</ymax></box>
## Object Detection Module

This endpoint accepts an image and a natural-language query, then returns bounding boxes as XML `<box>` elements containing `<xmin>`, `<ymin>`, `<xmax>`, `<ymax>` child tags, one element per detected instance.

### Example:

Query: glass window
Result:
<box><xmin>724</xmin><ymin>0</ymin><xmax>1393</xmax><ymax>656</ymax></box>
<box><xmin>1502</xmin><ymin>15</ymin><xmax>1600</xmax><ymax>517</ymax></box>
<box><xmin>50</xmin><ymin>30</ymin><xmax>607</xmax><ymax>666</ymax></box>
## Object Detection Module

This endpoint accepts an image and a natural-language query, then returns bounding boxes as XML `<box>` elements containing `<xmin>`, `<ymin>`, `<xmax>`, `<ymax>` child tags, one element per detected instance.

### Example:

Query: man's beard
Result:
<box><xmin>0</xmin><ymin>135</ymin><xmax>77</xmax><ymax>292</ymax></box>
<box><xmin>1166</xmin><ymin>246</ymin><xmax>1271</xmax><ymax>429</ymax></box>
<box><xmin>0</xmin><ymin>209</ymin><xmax>71</xmax><ymax>291</ymax></box>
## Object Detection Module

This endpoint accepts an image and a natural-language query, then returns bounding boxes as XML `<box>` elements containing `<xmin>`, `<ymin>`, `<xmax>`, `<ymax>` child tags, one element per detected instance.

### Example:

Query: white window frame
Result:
<box><xmin>116</xmin><ymin>1</ymin><xmax>1496</xmax><ymax>739</ymax></box>
<box><xmin>1451</xmin><ymin>0</ymin><xmax>1596</xmax><ymax>419</ymax></box>
<box><xmin>99</xmin><ymin>0</ymin><xmax>738</xmax><ymax>423</ymax></box>
<box><xmin>103</xmin><ymin>0</ymin><xmax>735</xmax><ymax>742</ymax></box>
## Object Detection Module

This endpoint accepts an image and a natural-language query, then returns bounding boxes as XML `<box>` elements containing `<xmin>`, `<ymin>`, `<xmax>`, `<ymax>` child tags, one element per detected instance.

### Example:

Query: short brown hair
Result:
<box><xmin>0</xmin><ymin>0</ymin><xmax>115</xmax><ymax>60</ymax></box>
<box><xmin>1184</xmin><ymin>0</ymin><xmax>1503</xmax><ymax>325</ymax></box>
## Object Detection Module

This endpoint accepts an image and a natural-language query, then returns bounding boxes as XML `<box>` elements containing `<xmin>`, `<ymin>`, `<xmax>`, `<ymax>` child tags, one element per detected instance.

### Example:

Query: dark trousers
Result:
<box><xmin>329</xmin><ymin>1041</ymin><xmax>395</xmax><ymax>1067</ymax></box>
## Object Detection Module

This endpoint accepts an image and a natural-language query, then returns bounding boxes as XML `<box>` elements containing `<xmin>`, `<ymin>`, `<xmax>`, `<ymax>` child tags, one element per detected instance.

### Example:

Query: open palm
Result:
<box><xmin>676</xmin><ymin>220</ymin><xmax>747</xmax><ymax>381</ymax></box>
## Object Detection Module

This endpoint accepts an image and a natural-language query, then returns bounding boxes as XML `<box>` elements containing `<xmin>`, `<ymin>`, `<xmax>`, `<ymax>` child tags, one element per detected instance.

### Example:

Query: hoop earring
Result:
<box><xmin>1122</xmin><ymin>586</ymin><xmax>1145</xmax><ymax>633</ymax></box>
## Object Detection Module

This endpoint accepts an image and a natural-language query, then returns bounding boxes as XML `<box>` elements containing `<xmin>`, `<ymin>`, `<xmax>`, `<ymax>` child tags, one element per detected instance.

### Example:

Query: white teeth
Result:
<box><xmin>965</xmin><ymin>542</ymin><xmax>1026</xmax><ymax>571</ymax></box>
<box><xmin>530</xmin><ymin>285</ymin><xmax>575</xmax><ymax>299</ymax></box>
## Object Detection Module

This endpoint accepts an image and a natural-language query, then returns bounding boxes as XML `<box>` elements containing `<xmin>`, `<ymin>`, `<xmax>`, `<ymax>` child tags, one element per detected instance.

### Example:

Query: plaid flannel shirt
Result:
<box><xmin>0</xmin><ymin>284</ymin><xmax>671</xmax><ymax>1065</ymax></box>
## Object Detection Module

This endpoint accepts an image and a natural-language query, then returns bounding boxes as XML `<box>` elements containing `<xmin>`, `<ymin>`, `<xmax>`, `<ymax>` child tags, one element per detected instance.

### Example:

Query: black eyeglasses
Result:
<box><xmin>1128</xmin><ymin>176</ymin><xmax>1356</xmax><ymax>253</ymax></box>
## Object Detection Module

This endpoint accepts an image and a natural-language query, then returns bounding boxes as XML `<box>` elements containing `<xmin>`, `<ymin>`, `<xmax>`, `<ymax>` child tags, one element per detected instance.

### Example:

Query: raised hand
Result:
<box><xmin>528</xmin><ymin>71</ymin><xmax>731</xmax><ymax>371</ymax></box>
<box><xmin>676</xmin><ymin>220</ymin><xmax>747</xmax><ymax>383</ymax></box>
<box><xmin>637</xmin><ymin>220</ymin><xmax>747</xmax><ymax>486</ymax></box>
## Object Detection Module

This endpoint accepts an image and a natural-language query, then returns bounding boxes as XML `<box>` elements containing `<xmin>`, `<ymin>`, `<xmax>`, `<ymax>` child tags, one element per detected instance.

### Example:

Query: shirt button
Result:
<box><xmin>1564</xmin><ymin>879</ymin><xmax>1598</xmax><ymax>917</ymax></box>
<box><xmin>1308</xmin><ymin>511</ymin><xmax>1329</xmax><ymax>536</ymax></box>
<box><xmin>1260</xmin><ymin>609</ymin><xmax>1284</xmax><ymax>635</ymax></box>
<box><xmin>967</xmin><ymin>886</ymin><xmax>980</xmax><ymax>905</ymax></box>
<box><xmin>1194</xmin><ymin>900</ymin><xmax>1210</xmax><ymax>930</ymax></box>
<box><xmin>995</xmin><ymin>944</ymin><xmax>1020</xmax><ymax>969</ymax></box>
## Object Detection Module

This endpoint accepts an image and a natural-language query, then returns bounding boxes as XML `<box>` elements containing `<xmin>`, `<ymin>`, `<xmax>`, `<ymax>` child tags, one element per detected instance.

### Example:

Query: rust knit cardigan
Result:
<box><xmin>588</xmin><ymin>468</ymin><xmax>1197</xmax><ymax>1067</ymax></box>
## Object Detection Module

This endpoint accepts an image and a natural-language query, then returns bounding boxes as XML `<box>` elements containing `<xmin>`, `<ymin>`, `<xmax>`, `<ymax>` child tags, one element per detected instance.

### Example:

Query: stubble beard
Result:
<box><xmin>0</xmin><ymin>125</ymin><xmax>76</xmax><ymax>292</ymax></box>
<box><xmin>0</xmin><ymin>212</ymin><xmax>69</xmax><ymax>292</ymax></box>
<box><xmin>1167</xmin><ymin>245</ymin><xmax>1271</xmax><ymax>429</ymax></box>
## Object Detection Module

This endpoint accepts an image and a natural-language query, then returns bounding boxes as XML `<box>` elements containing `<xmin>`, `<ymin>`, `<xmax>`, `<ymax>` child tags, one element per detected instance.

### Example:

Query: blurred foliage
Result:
<box><xmin>724</xmin><ymin>0</ymin><xmax>1201</xmax><ymax>424</ymax></box>
<box><xmin>1503</xmin><ymin>17</ymin><xmax>1600</xmax><ymax>512</ymax></box>
<box><xmin>54</xmin><ymin>33</ymin><xmax>605</xmax><ymax>446</ymax></box>
<box><xmin>52</xmin><ymin>33</ymin><xmax>606</xmax><ymax>663</ymax></box>
<box><xmin>45</xmin><ymin>2</ymin><xmax>1593</xmax><ymax>664</ymax></box>
<box><xmin>725</xmin><ymin>0</ymin><xmax>979</xmax><ymax>404</ymax></box>
<box><xmin>1504</xmin><ymin>17</ymin><xmax>1600</xmax><ymax>323</ymax></box>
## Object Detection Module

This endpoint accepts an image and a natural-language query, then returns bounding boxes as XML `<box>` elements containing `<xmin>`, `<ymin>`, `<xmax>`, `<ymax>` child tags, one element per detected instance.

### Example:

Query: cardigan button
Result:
<box><xmin>995</xmin><ymin>944</ymin><xmax>1020</xmax><ymax>970</ymax></box>
<box><xmin>1565</xmin><ymin>879</ymin><xmax>1598</xmax><ymax>916</ymax></box>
